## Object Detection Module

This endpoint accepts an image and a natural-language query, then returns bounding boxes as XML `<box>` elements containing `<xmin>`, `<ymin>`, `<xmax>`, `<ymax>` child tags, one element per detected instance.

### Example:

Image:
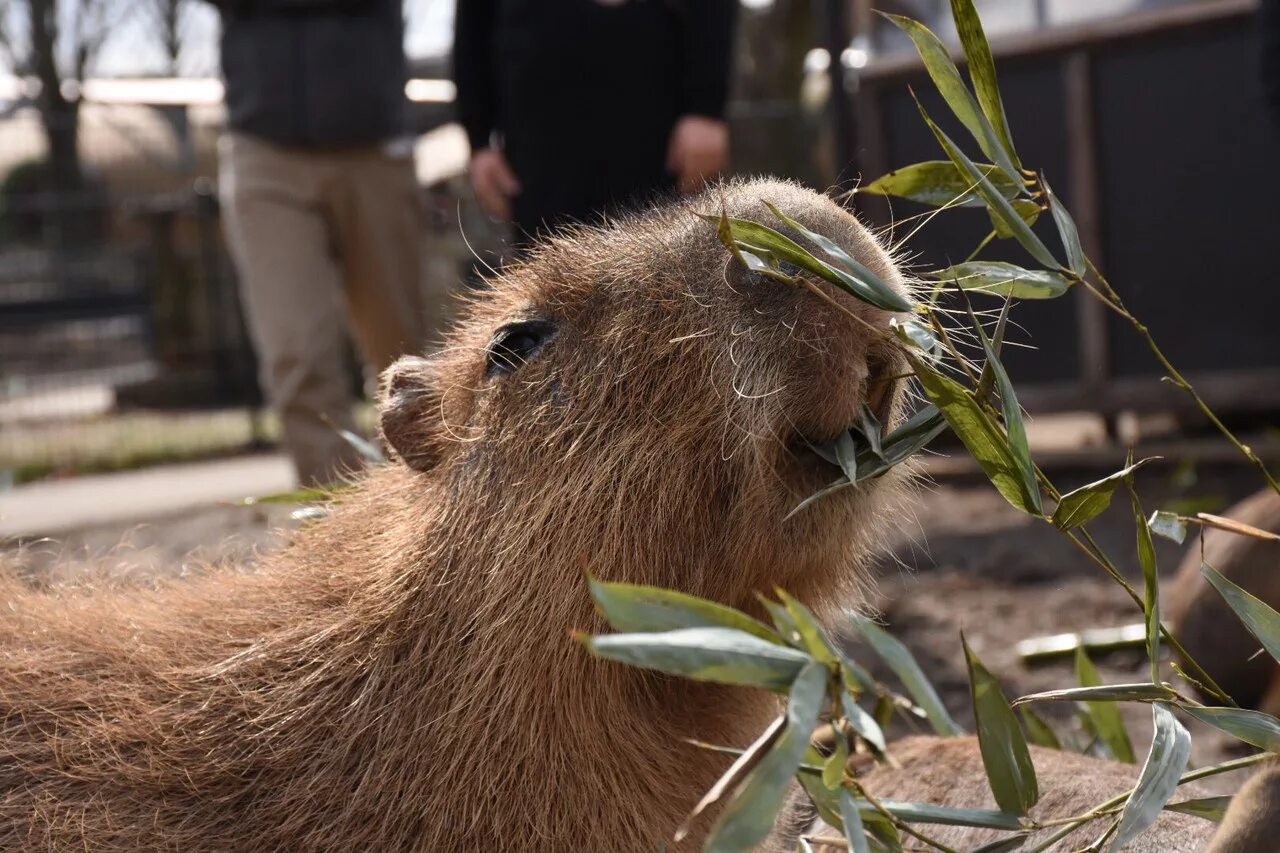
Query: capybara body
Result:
<box><xmin>0</xmin><ymin>179</ymin><xmax>912</xmax><ymax>851</ymax></box>
<box><xmin>1167</xmin><ymin>487</ymin><xmax>1280</xmax><ymax>711</ymax></box>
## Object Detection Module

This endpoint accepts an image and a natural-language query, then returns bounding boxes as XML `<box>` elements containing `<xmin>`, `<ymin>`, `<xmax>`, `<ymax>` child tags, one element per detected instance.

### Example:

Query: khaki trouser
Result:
<box><xmin>219</xmin><ymin>133</ymin><xmax>441</xmax><ymax>487</ymax></box>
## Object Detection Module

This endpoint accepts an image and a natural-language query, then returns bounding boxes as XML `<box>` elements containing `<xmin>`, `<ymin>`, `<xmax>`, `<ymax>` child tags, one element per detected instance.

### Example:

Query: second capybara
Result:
<box><xmin>0</xmin><ymin>178</ymin><xmax>914</xmax><ymax>851</ymax></box>
<box><xmin>1167</xmin><ymin>487</ymin><xmax>1280</xmax><ymax>711</ymax></box>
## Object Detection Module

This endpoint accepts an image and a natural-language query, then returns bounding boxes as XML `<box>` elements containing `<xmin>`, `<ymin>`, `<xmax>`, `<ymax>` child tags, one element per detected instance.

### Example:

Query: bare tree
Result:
<box><xmin>140</xmin><ymin>0</ymin><xmax>195</xmax><ymax>75</ymax></box>
<box><xmin>0</xmin><ymin>0</ymin><xmax>127</xmax><ymax>246</ymax></box>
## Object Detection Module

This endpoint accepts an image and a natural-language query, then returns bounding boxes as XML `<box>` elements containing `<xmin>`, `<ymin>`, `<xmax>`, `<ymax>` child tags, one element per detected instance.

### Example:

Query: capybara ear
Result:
<box><xmin>379</xmin><ymin>355</ymin><xmax>444</xmax><ymax>472</ymax></box>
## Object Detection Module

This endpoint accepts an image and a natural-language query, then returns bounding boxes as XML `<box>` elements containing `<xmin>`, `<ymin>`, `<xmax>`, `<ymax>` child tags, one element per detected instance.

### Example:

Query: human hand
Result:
<box><xmin>666</xmin><ymin>115</ymin><xmax>730</xmax><ymax>194</ymax></box>
<box><xmin>470</xmin><ymin>148</ymin><xmax>522</xmax><ymax>221</ymax></box>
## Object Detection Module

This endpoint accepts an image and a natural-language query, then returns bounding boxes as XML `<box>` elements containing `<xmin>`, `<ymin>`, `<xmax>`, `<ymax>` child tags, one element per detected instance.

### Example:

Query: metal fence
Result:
<box><xmin>0</xmin><ymin>104</ymin><xmax>265</xmax><ymax>484</ymax></box>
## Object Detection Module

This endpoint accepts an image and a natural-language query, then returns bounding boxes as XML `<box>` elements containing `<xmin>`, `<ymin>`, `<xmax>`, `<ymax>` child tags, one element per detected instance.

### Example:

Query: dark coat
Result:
<box><xmin>453</xmin><ymin>0</ymin><xmax>738</xmax><ymax>236</ymax></box>
<box><xmin>211</xmin><ymin>0</ymin><xmax>407</xmax><ymax>149</ymax></box>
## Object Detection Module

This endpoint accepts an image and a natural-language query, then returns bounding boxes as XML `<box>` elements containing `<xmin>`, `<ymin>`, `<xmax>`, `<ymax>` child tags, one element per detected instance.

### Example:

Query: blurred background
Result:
<box><xmin>0</xmin><ymin>0</ymin><xmax>1275</xmax><ymax>505</ymax></box>
<box><xmin>2</xmin><ymin>0</ymin><xmax>1277</xmax><ymax>773</ymax></box>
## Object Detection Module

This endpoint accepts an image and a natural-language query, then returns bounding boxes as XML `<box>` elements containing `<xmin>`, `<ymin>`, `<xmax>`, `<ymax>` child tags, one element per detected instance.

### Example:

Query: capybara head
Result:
<box><xmin>380</xmin><ymin>178</ymin><xmax>912</xmax><ymax>612</ymax></box>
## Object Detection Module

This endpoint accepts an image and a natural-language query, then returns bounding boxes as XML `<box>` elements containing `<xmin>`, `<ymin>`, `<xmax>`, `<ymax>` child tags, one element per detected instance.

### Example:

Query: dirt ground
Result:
<box><xmin>2</xmin><ymin>458</ymin><xmax>1268</xmax><ymax>796</ymax></box>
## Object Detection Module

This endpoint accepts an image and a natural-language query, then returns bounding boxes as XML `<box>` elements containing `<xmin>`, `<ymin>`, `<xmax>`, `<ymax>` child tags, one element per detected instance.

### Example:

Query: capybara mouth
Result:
<box><xmin>785</xmin><ymin>371</ymin><xmax>903</xmax><ymax>484</ymax></box>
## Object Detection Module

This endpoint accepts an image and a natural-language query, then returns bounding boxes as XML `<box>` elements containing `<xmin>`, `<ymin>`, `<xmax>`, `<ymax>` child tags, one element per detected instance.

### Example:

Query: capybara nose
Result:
<box><xmin>382</xmin><ymin>356</ymin><xmax>431</xmax><ymax>399</ymax></box>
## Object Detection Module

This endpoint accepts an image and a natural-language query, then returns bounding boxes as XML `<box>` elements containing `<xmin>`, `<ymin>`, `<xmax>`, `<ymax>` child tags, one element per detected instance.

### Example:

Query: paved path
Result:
<box><xmin>0</xmin><ymin>454</ymin><xmax>296</xmax><ymax>539</ymax></box>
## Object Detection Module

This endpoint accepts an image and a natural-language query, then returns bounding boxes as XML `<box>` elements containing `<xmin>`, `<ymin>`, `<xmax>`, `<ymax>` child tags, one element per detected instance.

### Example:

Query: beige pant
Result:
<box><xmin>219</xmin><ymin>133</ymin><xmax>440</xmax><ymax>487</ymax></box>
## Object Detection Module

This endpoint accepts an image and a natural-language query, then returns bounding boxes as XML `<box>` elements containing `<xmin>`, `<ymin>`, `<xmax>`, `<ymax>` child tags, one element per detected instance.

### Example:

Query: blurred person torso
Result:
<box><xmin>217</xmin><ymin>0</ymin><xmax>407</xmax><ymax>149</ymax></box>
<box><xmin>481</xmin><ymin>0</ymin><xmax>696</xmax><ymax>230</ymax></box>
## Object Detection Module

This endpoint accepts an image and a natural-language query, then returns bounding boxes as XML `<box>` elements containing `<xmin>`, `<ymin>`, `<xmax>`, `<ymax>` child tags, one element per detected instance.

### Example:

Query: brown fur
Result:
<box><xmin>1167</xmin><ymin>488</ymin><xmax>1280</xmax><ymax>711</ymax></box>
<box><xmin>1207</xmin><ymin>759</ymin><xmax>1280</xmax><ymax>852</ymax></box>
<box><xmin>0</xmin><ymin>179</ymin><xmax>912</xmax><ymax>851</ymax></box>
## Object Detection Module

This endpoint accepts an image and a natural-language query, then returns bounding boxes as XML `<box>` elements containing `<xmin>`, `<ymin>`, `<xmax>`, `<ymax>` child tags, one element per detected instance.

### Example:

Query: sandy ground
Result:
<box><xmin>1</xmin><ymin>458</ymin><xmax>1267</xmax><ymax>798</ymax></box>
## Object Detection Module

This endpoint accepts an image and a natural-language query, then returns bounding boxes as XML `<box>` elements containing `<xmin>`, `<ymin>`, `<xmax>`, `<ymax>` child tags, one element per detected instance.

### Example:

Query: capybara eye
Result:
<box><xmin>485</xmin><ymin>319</ymin><xmax>558</xmax><ymax>378</ymax></box>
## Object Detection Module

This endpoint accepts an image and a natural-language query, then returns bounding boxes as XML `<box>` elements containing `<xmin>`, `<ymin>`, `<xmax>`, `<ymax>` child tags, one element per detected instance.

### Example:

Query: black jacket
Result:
<box><xmin>453</xmin><ymin>0</ymin><xmax>737</xmax><ymax>234</ymax></box>
<box><xmin>212</xmin><ymin>0</ymin><xmax>407</xmax><ymax>148</ymax></box>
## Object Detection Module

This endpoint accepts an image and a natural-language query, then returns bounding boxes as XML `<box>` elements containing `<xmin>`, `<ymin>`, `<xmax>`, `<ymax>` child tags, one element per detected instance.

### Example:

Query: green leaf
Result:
<box><xmin>890</xmin><ymin>316</ymin><xmax>937</xmax><ymax>354</ymax></box>
<box><xmin>1165</xmin><ymin>796</ymin><xmax>1232</xmax><ymax>823</ymax></box>
<box><xmin>861</xmin><ymin>160</ymin><xmax>1020</xmax><ymax>208</ymax></box>
<box><xmin>989</xmin><ymin>198</ymin><xmax>1040</xmax><ymax>239</ymax></box>
<box><xmin>933</xmin><ymin>260</ymin><xmax>1072</xmax><ymax>300</ymax></box>
<box><xmin>838</xmin><ymin>789</ymin><xmax>871</xmax><ymax>853</ymax></box>
<box><xmin>833</xmin><ymin>431</ymin><xmax>859</xmax><ymax>484</ymax></box>
<box><xmin>882</xmin><ymin>14</ymin><xmax>1020</xmax><ymax>184</ymax></box>
<box><xmin>1130</xmin><ymin>485</ymin><xmax>1161</xmax><ymax>684</ymax></box>
<box><xmin>588</xmin><ymin>579</ymin><xmax>778</xmax><ymax>642</ymax></box>
<box><xmin>778</xmin><ymin>590</ymin><xmax>840</xmax><ymax>667</ymax></box>
<box><xmin>705</xmin><ymin>662</ymin><xmax>828</xmax><ymax>852</ymax></box>
<box><xmin>336</xmin><ymin>428</ymin><xmax>387</xmax><ymax>464</ymax></box>
<box><xmin>758</xmin><ymin>596</ymin><xmax>804</xmax><ymax>648</ymax></box>
<box><xmin>1018</xmin><ymin>706</ymin><xmax>1061</xmax><ymax>750</ymax></box>
<box><xmin>874</xmin><ymin>800</ymin><xmax>1024</xmax><ymax>830</ymax></box>
<box><xmin>797</xmin><ymin>754</ymin><xmax>844</xmax><ymax>827</ymax></box>
<box><xmin>950</xmin><ymin>0</ymin><xmax>1021</xmax><ymax>172</ymax></box>
<box><xmin>1112</xmin><ymin>703</ymin><xmax>1192</xmax><ymax>851</ymax></box>
<box><xmin>1148</xmin><ymin>510</ymin><xmax>1188</xmax><ymax>545</ymax></box>
<box><xmin>848</xmin><ymin>611</ymin><xmax>965</xmax><ymax>736</ymax></box>
<box><xmin>1051</xmin><ymin>459</ymin><xmax>1153</xmax><ymax>530</ymax></box>
<box><xmin>1202</xmin><ymin>563</ymin><xmax>1280</xmax><ymax>664</ymax></box>
<box><xmin>1043</xmin><ymin>176</ymin><xmax>1086</xmax><ymax>276</ymax></box>
<box><xmin>1074</xmin><ymin>649</ymin><xmax>1137</xmax><ymax>764</ymax></box>
<box><xmin>708</xmin><ymin>213</ymin><xmax>912</xmax><ymax>313</ymax></box>
<box><xmin>822</xmin><ymin>729</ymin><xmax>850</xmax><ymax>790</ymax></box>
<box><xmin>964</xmin><ymin>637</ymin><xmax>1039</xmax><ymax>814</ymax></box>
<box><xmin>1178</xmin><ymin>705</ymin><xmax>1280</xmax><ymax>752</ymax></box>
<box><xmin>1017</xmin><ymin>682</ymin><xmax>1178</xmax><ymax>705</ymax></box>
<box><xmin>763</xmin><ymin>201</ymin><xmax>914</xmax><ymax>315</ymax></box>
<box><xmin>972</xmin><ymin>836</ymin><xmax>1032</xmax><ymax>853</ymax></box>
<box><xmin>971</xmin><ymin>302</ymin><xmax>1041</xmax><ymax>515</ymax></box>
<box><xmin>581</xmin><ymin>627</ymin><xmax>811</xmax><ymax>690</ymax></box>
<box><xmin>674</xmin><ymin>715</ymin><xmax>785</xmax><ymax>842</ymax></box>
<box><xmin>915</xmin><ymin>100</ymin><xmax>1061</xmax><ymax>269</ymax></box>
<box><xmin>910</xmin><ymin>355</ymin><xmax>1042</xmax><ymax>515</ymax></box>
<box><xmin>842</xmin><ymin>693</ymin><xmax>888</xmax><ymax>755</ymax></box>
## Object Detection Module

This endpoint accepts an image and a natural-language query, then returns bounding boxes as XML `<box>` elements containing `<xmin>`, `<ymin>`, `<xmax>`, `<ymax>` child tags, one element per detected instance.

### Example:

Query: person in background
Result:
<box><xmin>453</xmin><ymin>0</ymin><xmax>739</xmax><ymax>241</ymax></box>
<box><xmin>209</xmin><ymin>0</ymin><xmax>428</xmax><ymax>487</ymax></box>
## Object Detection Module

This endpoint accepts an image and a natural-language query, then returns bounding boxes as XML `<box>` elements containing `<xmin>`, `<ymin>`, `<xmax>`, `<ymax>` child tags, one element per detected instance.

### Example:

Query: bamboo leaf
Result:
<box><xmin>1017</xmin><ymin>682</ymin><xmax>1177</xmax><ymax>706</ymax></box>
<box><xmin>989</xmin><ymin>198</ymin><xmax>1041</xmax><ymax>239</ymax></box>
<box><xmin>848</xmin><ymin>611</ymin><xmax>965</xmax><ymax>736</ymax></box>
<box><xmin>911</xmin><ymin>355</ymin><xmax>1042</xmax><ymax>515</ymax></box>
<box><xmin>915</xmin><ymin>100</ymin><xmax>1060</xmax><ymax>269</ymax></box>
<box><xmin>843</xmin><ymin>693</ymin><xmax>888</xmax><ymax>755</ymax></box>
<box><xmin>890</xmin><ymin>316</ymin><xmax>937</xmax><ymax>354</ymax></box>
<box><xmin>1043</xmin><ymin>176</ymin><xmax>1086</xmax><ymax>276</ymax></box>
<box><xmin>778</xmin><ymin>590</ymin><xmax>841</xmax><ymax>667</ymax></box>
<box><xmin>972</xmin><ymin>836</ymin><xmax>1032</xmax><ymax>853</ymax></box>
<box><xmin>862</xmin><ymin>160</ymin><xmax>1019</xmax><ymax>208</ymax></box>
<box><xmin>932</xmin><ymin>260</ymin><xmax>1071</xmax><ymax>300</ymax></box>
<box><xmin>706</xmin><ymin>214</ymin><xmax>912</xmax><ymax>313</ymax></box>
<box><xmin>1164</xmin><ymin>796</ymin><xmax>1232</xmax><ymax>823</ymax></box>
<box><xmin>1194</xmin><ymin>512</ymin><xmax>1280</xmax><ymax>543</ymax></box>
<box><xmin>838</xmin><ymin>789</ymin><xmax>872</xmax><ymax>853</ymax></box>
<box><xmin>964</xmin><ymin>636</ymin><xmax>1039</xmax><ymax>814</ymax></box>
<box><xmin>1130</xmin><ymin>485</ymin><xmax>1161</xmax><ymax>684</ymax></box>
<box><xmin>1074</xmin><ymin>649</ymin><xmax>1137</xmax><ymax>764</ymax></box>
<box><xmin>1148</xmin><ymin>510</ymin><xmax>1189</xmax><ymax>544</ymax></box>
<box><xmin>950</xmin><ymin>0</ymin><xmax>1021</xmax><ymax>171</ymax></box>
<box><xmin>972</xmin><ymin>301</ymin><xmax>1041</xmax><ymax>515</ymax></box>
<box><xmin>705</xmin><ymin>662</ymin><xmax>829</xmax><ymax>851</ymax></box>
<box><xmin>674</xmin><ymin>715</ymin><xmax>785</xmax><ymax>841</ymax></box>
<box><xmin>834</xmin><ymin>431</ymin><xmax>859</xmax><ymax>484</ymax></box>
<box><xmin>1202</xmin><ymin>563</ymin><xmax>1280</xmax><ymax>664</ymax></box>
<box><xmin>822</xmin><ymin>728</ymin><xmax>850</xmax><ymax>790</ymax></box>
<box><xmin>588</xmin><ymin>579</ymin><xmax>778</xmax><ymax>642</ymax></box>
<box><xmin>1051</xmin><ymin>459</ymin><xmax>1154</xmax><ymax>531</ymax></box>
<box><xmin>874</xmin><ymin>800</ymin><xmax>1024</xmax><ymax>830</ymax></box>
<box><xmin>1111</xmin><ymin>703</ymin><xmax>1192</xmax><ymax>851</ymax></box>
<box><xmin>1018</xmin><ymin>706</ymin><xmax>1061</xmax><ymax>750</ymax></box>
<box><xmin>882</xmin><ymin>14</ymin><xmax>1020</xmax><ymax>183</ymax></box>
<box><xmin>581</xmin><ymin>627</ymin><xmax>811</xmax><ymax>690</ymax></box>
<box><xmin>1179</xmin><ymin>705</ymin><xmax>1280</xmax><ymax>752</ymax></box>
<box><xmin>336</xmin><ymin>428</ymin><xmax>387</xmax><ymax>464</ymax></box>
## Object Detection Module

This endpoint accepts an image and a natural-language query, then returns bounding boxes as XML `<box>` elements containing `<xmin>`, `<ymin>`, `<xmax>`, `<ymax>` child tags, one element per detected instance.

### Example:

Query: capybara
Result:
<box><xmin>1206</xmin><ymin>759</ymin><xmax>1280</xmax><ymax>852</ymax></box>
<box><xmin>0</xmin><ymin>179</ymin><xmax>914</xmax><ymax>851</ymax></box>
<box><xmin>1167</xmin><ymin>488</ymin><xmax>1280</xmax><ymax>711</ymax></box>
